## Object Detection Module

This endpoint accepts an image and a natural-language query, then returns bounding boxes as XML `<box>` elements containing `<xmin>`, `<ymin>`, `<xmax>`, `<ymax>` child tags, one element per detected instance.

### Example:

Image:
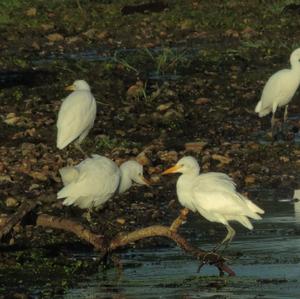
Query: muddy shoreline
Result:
<box><xmin>1</xmin><ymin>1</ymin><xmax>300</xmax><ymax>297</ymax></box>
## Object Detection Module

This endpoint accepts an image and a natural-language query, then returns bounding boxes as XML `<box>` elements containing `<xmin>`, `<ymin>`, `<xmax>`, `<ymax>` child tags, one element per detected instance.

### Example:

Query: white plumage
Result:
<box><xmin>56</xmin><ymin>80</ymin><xmax>97</xmax><ymax>151</ymax></box>
<box><xmin>57</xmin><ymin>155</ymin><xmax>149</xmax><ymax>209</ymax></box>
<box><xmin>255</xmin><ymin>48</ymin><xmax>300</xmax><ymax>132</ymax></box>
<box><xmin>163</xmin><ymin>156</ymin><xmax>264</xmax><ymax>246</ymax></box>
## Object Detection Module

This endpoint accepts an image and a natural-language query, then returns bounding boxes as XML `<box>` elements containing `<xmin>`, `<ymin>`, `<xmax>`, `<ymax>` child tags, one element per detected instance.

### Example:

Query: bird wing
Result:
<box><xmin>59</xmin><ymin>166</ymin><xmax>80</xmax><ymax>186</ymax></box>
<box><xmin>56</xmin><ymin>91</ymin><xmax>96</xmax><ymax>149</ymax></box>
<box><xmin>193</xmin><ymin>172</ymin><xmax>236</xmax><ymax>193</ymax></box>
<box><xmin>57</xmin><ymin>156</ymin><xmax>120</xmax><ymax>202</ymax></box>
<box><xmin>190</xmin><ymin>173</ymin><xmax>258</xmax><ymax>218</ymax></box>
<box><xmin>260</xmin><ymin>69</ymin><xmax>296</xmax><ymax>110</ymax></box>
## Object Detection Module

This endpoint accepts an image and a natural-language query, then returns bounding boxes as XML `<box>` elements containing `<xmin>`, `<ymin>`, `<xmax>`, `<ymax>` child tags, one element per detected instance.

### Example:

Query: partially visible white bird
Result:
<box><xmin>294</xmin><ymin>189</ymin><xmax>300</xmax><ymax>201</ymax></box>
<box><xmin>255</xmin><ymin>48</ymin><xmax>300</xmax><ymax>133</ymax></box>
<box><xmin>57</xmin><ymin>155</ymin><xmax>149</xmax><ymax>209</ymax></box>
<box><xmin>162</xmin><ymin>156</ymin><xmax>264</xmax><ymax>247</ymax></box>
<box><xmin>56</xmin><ymin>80</ymin><xmax>97</xmax><ymax>154</ymax></box>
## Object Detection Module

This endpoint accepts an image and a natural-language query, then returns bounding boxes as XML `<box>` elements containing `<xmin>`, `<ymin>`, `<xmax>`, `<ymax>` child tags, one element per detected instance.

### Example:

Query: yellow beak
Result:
<box><xmin>142</xmin><ymin>177</ymin><xmax>151</xmax><ymax>185</ymax></box>
<box><xmin>65</xmin><ymin>84</ymin><xmax>75</xmax><ymax>91</ymax></box>
<box><xmin>162</xmin><ymin>164</ymin><xmax>181</xmax><ymax>175</ymax></box>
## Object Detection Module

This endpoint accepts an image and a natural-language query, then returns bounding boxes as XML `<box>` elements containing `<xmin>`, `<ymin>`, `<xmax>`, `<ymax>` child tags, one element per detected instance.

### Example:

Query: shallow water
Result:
<box><xmin>63</xmin><ymin>199</ymin><xmax>300</xmax><ymax>299</ymax></box>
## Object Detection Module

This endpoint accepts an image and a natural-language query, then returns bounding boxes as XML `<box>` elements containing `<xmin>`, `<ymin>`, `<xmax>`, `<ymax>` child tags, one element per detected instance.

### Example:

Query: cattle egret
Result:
<box><xmin>162</xmin><ymin>156</ymin><xmax>264</xmax><ymax>248</ymax></box>
<box><xmin>255</xmin><ymin>48</ymin><xmax>300</xmax><ymax>134</ymax></box>
<box><xmin>57</xmin><ymin>155</ymin><xmax>149</xmax><ymax>209</ymax></box>
<box><xmin>56</xmin><ymin>80</ymin><xmax>97</xmax><ymax>154</ymax></box>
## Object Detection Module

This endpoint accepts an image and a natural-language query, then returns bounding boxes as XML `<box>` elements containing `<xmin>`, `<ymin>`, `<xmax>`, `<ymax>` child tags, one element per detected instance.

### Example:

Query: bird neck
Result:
<box><xmin>177</xmin><ymin>172</ymin><xmax>197</xmax><ymax>188</ymax></box>
<box><xmin>290</xmin><ymin>57</ymin><xmax>300</xmax><ymax>73</ymax></box>
<box><xmin>118</xmin><ymin>168</ymin><xmax>132</xmax><ymax>194</ymax></box>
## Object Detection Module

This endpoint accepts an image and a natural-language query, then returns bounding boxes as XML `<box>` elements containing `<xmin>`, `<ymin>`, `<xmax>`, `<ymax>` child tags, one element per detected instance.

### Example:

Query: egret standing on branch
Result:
<box><xmin>255</xmin><ymin>48</ymin><xmax>300</xmax><ymax>135</ymax></box>
<box><xmin>56</xmin><ymin>80</ymin><xmax>97</xmax><ymax>155</ymax></box>
<box><xmin>162</xmin><ymin>156</ymin><xmax>264</xmax><ymax>249</ymax></box>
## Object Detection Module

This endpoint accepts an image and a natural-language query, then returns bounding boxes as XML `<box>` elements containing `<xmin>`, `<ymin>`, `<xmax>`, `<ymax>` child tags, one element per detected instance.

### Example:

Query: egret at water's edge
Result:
<box><xmin>162</xmin><ymin>156</ymin><xmax>264</xmax><ymax>249</ymax></box>
<box><xmin>255</xmin><ymin>48</ymin><xmax>300</xmax><ymax>135</ymax></box>
<box><xmin>56</xmin><ymin>80</ymin><xmax>97</xmax><ymax>154</ymax></box>
<box><xmin>57</xmin><ymin>155</ymin><xmax>149</xmax><ymax>209</ymax></box>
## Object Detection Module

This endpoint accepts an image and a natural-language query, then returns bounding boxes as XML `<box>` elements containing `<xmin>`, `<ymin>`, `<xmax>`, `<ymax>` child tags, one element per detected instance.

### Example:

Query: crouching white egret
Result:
<box><xmin>162</xmin><ymin>156</ymin><xmax>264</xmax><ymax>249</ymax></box>
<box><xmin>57</xmin><ymin>155</ymin><xmax>149</xmax><ymax>209</ymax></box>
<box><xmin>56</xmin><ymin>80</ymin><xmax>97</xmax><ymax>154</ymax></box>
<box><xmin>255</xmin><ymin>48</ymin><xmax>300</xmax><ymax>134</ymax></box>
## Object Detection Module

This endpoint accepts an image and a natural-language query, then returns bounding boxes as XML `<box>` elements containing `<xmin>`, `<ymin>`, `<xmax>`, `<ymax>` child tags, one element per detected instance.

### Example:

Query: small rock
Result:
<box><xmin>66</xmin><ymin>36</ymin><xmax>82</xmax><ymax>44</ymax></box>
<box><xmin>180</xmin><ymin>19</ymin><xmax>194</xmax><ymax>30</ymax></box>
<box><xmin>144</xmin><ymin>192</ymin><xmax>154</xmax><ymax>198</ymax></box>
<box><xmin>116</xmin><ymin>218</ymin><xmax>126</xmax><ymax>225</ymax></box>
<box><xmin>0</xmin><ymin>174</ymin><xmax>13</xmax><ymax>183</ymax></box>
<box><xmin>126</xmin><ymin>81</ymin><xmax>144</xmax><ymax>99</ymax></box>
<box><xmin>163</xmin><ymin>109</ymin><xmax>182</xmax><ymax>120</ymax></box>
<box><xmin>149</xmin><ymin>174</ymin><xmax>160</xmax><ymax>183</ymax></box>
<box><xmin>136</xmin><ymin>151</ymin><xmax>151</xmax><ymax>166</ymax></box>
<box><xmin>31</xmin><ymin>41</ymin><xmax>40</xmax><ymax>50</ymax></box>
<box><xmin>224</xmin><ymin>29</ymin><xmax>239</xmax><ymax>38</ymax></box>
<box><xmin>244</xmin><ymin>175</ymin><xmax>256</xmax><ymax>185</ymax></box>
<box><xmin>5</xmin><ymin>197</ymin><xmax>19</xmax><ymax>208</ymax></box>
<box><xmin>185</xmin><ymin>142</ymin><xmax>207</xmax><ymax>153</ymax></box>
<box><xmin>279</xmin><ymin>156</ymin><xmax>289</xmax><ymax>162</ymax></box>
<box><xmin>158</xmin><ymin>150</ymin><xmax>178</xmax><ymax>162</ymax></box>
<box><xmin>41</xmin><ymin>23</ymin><xmax>54</xmax><ymax>31</ymax></box>
<box><xmin>212</xmin><ymin>154</ymin><xmax>232</xmax><ymax>165</ymax></box>
<box><xmin>194</xmin><ymin>97</ymin><xmax>210</xmax><ymax>105</ymax></box>
<box><xmin>29</xmin><ymin>171</ymin><xmax>48</xmax><ymax>181</ymax></box>
<box><xmin>115</xmin><ymin>129</ymin><xmax>126</xmax><ymax>136</ymax></box>
<box><xmin>47</xmin><ymin>33</ymin><xmax>64</xmax><ymax>42</ymax></box>
<box><xmin>96</xmin><ymin>31</ymin><xmax>109</xmax><ymax>39</ymax></box>
<box><xmin>83</xmin><ymin>29</ymin><xmax>97</xmax><ymax>39</ymax></box>
<box><xmin>26</xmin><ymin>7</ymin><xmax>37</xmax><ymax>17</ymax></box>
<box><xmin>157</xmin><ymin>102</ymin><xmax>173</xmax><ymax>112</ymax></box>
<box><xmin>0</xmin><ymin>214</ymin><xmax>8</xmax><ymax>227</ymax></box>
<box><xmin>241</xmin><ymin>26</ymin><xmax>257</xmax><ymax>38</ymax></box>
<box><xmin>4</xmin><ymin>113</ymin><xmax>20</xmax><ymax>125</ymax></box>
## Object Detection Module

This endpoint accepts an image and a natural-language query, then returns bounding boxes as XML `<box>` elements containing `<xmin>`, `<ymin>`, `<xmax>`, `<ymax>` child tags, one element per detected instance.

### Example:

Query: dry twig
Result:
<box><xmin>0</xmin><ymin>200</ymin><xmax>37</xmax><ymax>240</ymax></box>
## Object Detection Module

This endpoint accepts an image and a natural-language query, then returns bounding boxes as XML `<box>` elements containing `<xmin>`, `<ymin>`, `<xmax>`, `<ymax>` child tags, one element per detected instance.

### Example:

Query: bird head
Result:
<box><xmin>120</xmin><ymin>160</ymin><xmax>150</xmax><ymax>186</ymax></box>
<box><xmin>65</xmin><ymin>80</ymin><xmax>90</xmax><ymax>91</ymax></box>
<box><xmin>162</xmin><ymin>156</ymin><xmax>200</xmax><ymax>175</ymax></box>
<box><xmin>290</xmin><ymin>48</ymin><xmax>300</xmax><ymax>66</ymax></box>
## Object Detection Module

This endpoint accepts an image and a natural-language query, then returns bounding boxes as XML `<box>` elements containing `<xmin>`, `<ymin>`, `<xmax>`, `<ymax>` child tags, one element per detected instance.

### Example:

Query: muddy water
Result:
<box><xmin>63</xmin><ymin>199</ymin><xmax>300</xmax><ymax>299</ymax></box>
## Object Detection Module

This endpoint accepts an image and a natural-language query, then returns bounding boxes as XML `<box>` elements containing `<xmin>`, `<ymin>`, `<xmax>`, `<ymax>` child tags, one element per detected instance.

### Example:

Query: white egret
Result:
<box><xmin>293</xmin><ymin>189</ymin><xmax>300</xmax><ymax>223</ymax></box>
<box><xmin>294</xmin><ymin>189</ymin><xmax>300</xmax><ymax>201</ymax></box>
<box><xmin>56</xmin><ymin>80</ymin><xmax>97</xmax><ymax>154</ymax></box>
<box><xmin>162</xmin><ymin>156</ymin><xmax>264</xmax><ymax>248</ymax></box>
<box><xmin>255</xmin><ymin>48</ymin><xmax>300</xmax><ymax>134</ymax></box>
<box><xmin>57</xmin><ymin>155</ymin><xmax>149</xmax><ymax>209</ymax></box>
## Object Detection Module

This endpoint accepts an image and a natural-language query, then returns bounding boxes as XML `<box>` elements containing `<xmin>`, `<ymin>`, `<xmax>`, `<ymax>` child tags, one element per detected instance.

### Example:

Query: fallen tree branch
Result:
<box><xmin>36</xmin><ymin>214</ymin><xmax>105</xmax><ymax>251</ymax></box>
<box><xmin>0</xmin><ymin>200</ymin><xmax>37</xmax><ymax>240</ymax></box>
<box><xmin>36</xmin><ymin>211</ymin><xmax>235</xmax><ymax>276</ymax></box>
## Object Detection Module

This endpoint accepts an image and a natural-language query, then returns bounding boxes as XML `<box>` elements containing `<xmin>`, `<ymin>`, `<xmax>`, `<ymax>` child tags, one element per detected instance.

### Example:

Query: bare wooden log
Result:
<box><xmin>170</xmin><ymin>208</ymin><xmax>189</xmax><ymax>232</ymax></box>
<box><xmin>36</xmin><ymin>213</ymin><xmax>235</xmax><ymax>276</ymax></box>
<box><xmin>0</xmin><ymin>200</ymin><xmax>37</xmax><ymax>240</ymax></box>
<box><xmin>36</xmin><ymin>214</ymin><xmax>105</xmax><ymax>251</ymax></box>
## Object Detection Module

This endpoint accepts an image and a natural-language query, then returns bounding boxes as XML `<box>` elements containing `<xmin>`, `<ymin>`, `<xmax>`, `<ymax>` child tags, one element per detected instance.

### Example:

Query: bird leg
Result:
<box><xmin>212</xmin><ymin>225</ymin><xmax>236</xmax><ymax>253</ymax></box>
<box><xmin>284</xmin><ymin>105</ymin><xmax>289</xmax><ymax>123</ymax></box>
<box><xmin>74</xmin><ymin>142</ymin><xmax>89</xmax><ymax>158</ymax></box>
<box><xmin>198</xmin><ymin>225</ymin><xmax>235</xmax><ymax>273</ymax></box>
<box><xmin>271</xmin><ymin>112</ymin><xmax>276</xmax><ymax>137</ymax></box>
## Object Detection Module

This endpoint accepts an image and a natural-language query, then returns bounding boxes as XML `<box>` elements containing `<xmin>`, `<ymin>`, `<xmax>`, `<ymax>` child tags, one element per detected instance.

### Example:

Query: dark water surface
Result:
<box><xmin>63</xmin><ymin>199</ymin><xmax>300</xmax><ymax>299</ymax></box>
